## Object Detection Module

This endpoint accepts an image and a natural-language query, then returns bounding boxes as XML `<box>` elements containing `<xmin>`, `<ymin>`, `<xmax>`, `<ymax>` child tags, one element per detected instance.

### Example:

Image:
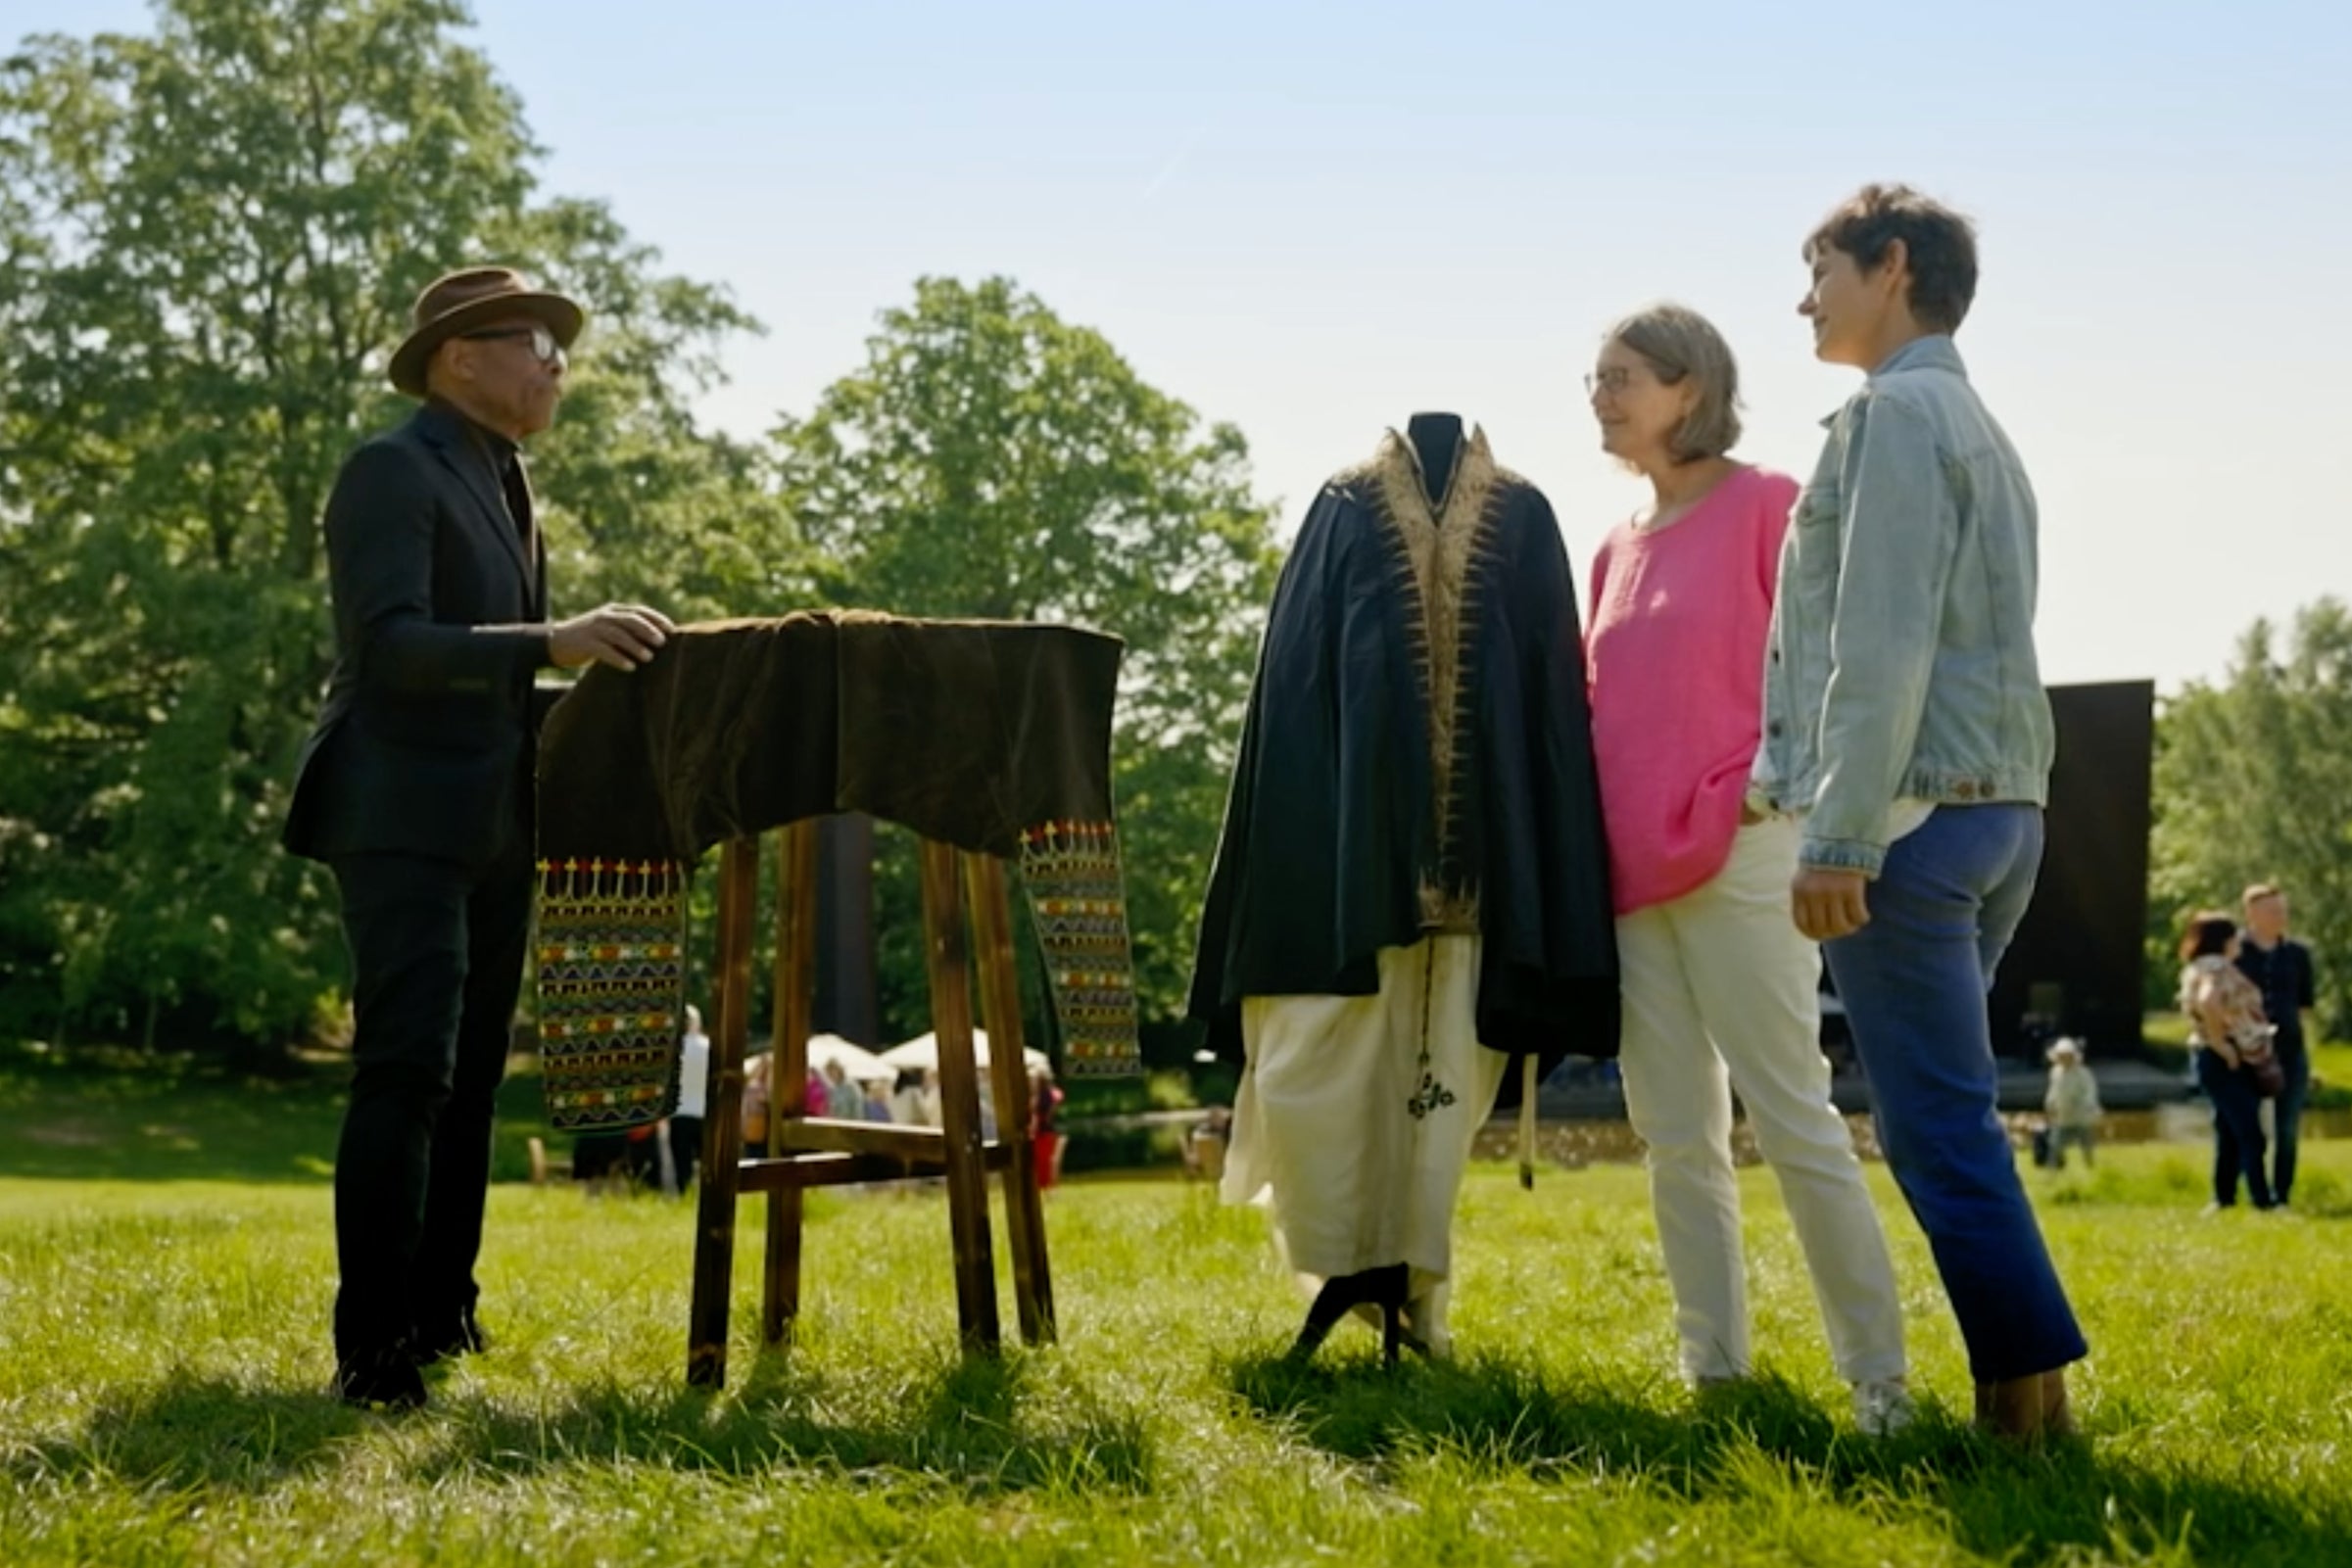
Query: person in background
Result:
<box><xmin>2040</xmin><ymin>1038</ymin><xmax>2101</xmax><ymax>1169</ymax></box>
<box><xmin>2235</xmin><ymin>884</ymin><xmax>2318</xmax><ymax>1207</ymax></box>
<box><xmin>888</xmin><ymin>1069</ymin><xmax>927</xmax><ymax>1128</ymax></box>
<box><xmin>1032</xmin><ymin>1066</ymin><xmax>1066</xmax><ymax>1189</ymax></box>
<box><xmin>632</xmin><ymin>1117</ymin><xmax>674</xmax><ymax>1195</ymax></box>
<box><xmin>668</xmin><ymin>1004</ymin><xmax>709</xmax><ymax>1194</ymax></box>
<box><xmin>820</xmin><ymin>1058</ymin><xmax>860</xmax><ymax>1121</ymax></box>
<box><xmin>978</xmin><ymin>1064</ymin><xmax>1000</xmax><ymax>1145</ymax></box>
<box><xmin>1184</xmin><ymin>1105</ymin><xmax>1234</xmax><ymax>1183</ymax></box>
<box><xmin>2181</xmin><ymin>911</ymin><xmax>2281</xmax><ymax>1212</ymax></box>
<box><xmin>570</xmin><ymin>1128</ymin><xmax>631</xmax><ymax>1194</ymax></box>
<box><xmin>741</xmin><ymin>1048</ymin><xmax>773</xmax><ymax>1149</ymax></box>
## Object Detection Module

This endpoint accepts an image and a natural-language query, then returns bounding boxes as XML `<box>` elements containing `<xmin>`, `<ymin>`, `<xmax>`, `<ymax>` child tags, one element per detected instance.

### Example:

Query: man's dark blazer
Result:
<box><xmin>284</xmin><ymin>401</ymin><xmax>551</xmax><ymax>868</ymax></box>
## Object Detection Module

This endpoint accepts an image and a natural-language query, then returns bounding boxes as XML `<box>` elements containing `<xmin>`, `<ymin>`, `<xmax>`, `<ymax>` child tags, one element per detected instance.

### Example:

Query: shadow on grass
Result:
<box><xmin>10</xmin><ymin>1352</ymin><xmax>1150</xmax><ymax>1501</ymax></box>
<box><xmin>2</xmin><ymin>1048</ymin><xmax>550</xmax><ymax>1184</ymax></box>
<box><xmin>418</xmin><ymin>1347</ymin><xmax>1151</xmax><ymax>1497</ymax></box>
<box><xmin>6</xmin><ymin>1373</ymin><xmax>370</xmax><ymax>1491</ymax></box>
<box><xmin>1227</xmin><ymin>1349</ymin><xmax>2352</xmax><ymax>1568</ymax></box>
<box><xmin>8</xmin><ymin>1070</ymin><xmax>339</xmax><ymax>1183</ymax></box>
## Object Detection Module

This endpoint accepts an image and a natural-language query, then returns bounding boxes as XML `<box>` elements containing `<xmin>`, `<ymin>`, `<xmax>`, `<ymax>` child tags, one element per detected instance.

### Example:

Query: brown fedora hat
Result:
<box><xmin>387</xmin><ymin>265</ymin><xmax>587</xmax><ymax>398</ymax></box>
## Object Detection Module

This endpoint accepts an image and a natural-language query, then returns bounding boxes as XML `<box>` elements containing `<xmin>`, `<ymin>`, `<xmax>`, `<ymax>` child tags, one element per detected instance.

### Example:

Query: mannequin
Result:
<box><xmin>1193</xmin><ymin>418</ymin><xmax>1619</xmax><ymax>1366</ymax></box>
<box><xmin>1406</xmin><ymin>411</ymin><xmax>1465</xmax><ymax>506</ymax></box>
<box><xmin>1296</xmin><ymin>402</ymin><xmax>1460</xmax><ymax>1355</ymax></box>
<box><xmin>1293</xmin><ymin>1261</ymin><xmax>1416</xmax><ymax>1362</ymax></box>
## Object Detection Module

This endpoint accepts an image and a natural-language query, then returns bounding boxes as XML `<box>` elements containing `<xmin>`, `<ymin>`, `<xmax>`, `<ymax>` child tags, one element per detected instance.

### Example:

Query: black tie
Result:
<box><xmin>498</xmin><ymin>452</ymin><xmax>537</xmax><ymax>569</ymax></box>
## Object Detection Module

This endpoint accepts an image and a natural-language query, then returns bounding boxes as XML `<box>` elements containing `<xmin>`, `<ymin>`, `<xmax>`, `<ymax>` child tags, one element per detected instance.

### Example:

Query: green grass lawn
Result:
<box><xmin>6</xmin><ymin>1059</ymin><xmax>2351</xmax><ymax>1567</ymax></box>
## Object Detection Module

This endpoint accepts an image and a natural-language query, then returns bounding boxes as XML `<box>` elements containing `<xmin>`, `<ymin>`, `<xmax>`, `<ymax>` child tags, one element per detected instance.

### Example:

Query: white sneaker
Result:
<box><xmin>1852</xmin><ymin>1377</ymin><xmax>1917</xmax><ymax>1437</ymax></box>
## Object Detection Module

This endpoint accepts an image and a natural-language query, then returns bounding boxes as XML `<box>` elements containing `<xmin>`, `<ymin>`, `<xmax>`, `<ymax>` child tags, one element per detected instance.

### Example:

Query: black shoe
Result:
<box><xmin>410</xmin><ymin>1307</ymin><xmax>491</xmax><ymax>1368</ymax></box>
<box><xmin>335</xmin><ymin>1346</ymin><xmax>426</xmax><ymax>1411</ymax></box>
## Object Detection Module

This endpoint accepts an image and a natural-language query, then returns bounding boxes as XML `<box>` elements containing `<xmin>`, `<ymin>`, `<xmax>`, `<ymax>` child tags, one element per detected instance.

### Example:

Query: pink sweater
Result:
<box><xmin>1585</xmin><ymin>465</ymin><xmax>1797</xmax><ymax>915</ymax></box>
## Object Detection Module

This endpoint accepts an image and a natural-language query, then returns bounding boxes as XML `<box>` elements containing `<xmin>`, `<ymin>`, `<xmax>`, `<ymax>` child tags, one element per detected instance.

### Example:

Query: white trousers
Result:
<box><xmin>1616</xmin><ymin>818</ymin><xmax>1907</xmax><ymax>1385</ymax></box>
<box><xmin>1224</xmin><ymin>935</ymin><xmax>1507</xmax><ymax>1351</ymax></box>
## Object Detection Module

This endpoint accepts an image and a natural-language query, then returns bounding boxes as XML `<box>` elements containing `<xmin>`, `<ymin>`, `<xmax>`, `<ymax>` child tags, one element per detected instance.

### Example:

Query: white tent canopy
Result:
<box><xmin>804</xmin><ymin>1033</ymin><xmax>896</xmax><ymax>1084</ymax></box>
<box><xmin>751</xmin><ymin>1033</ymin><xmax>897</xmax><ymax>1083</ymax></box>
<box><xmin>878</xmin><ymin>1027</ymin><xmax>1050</xmax><ymax>1076</ymax></box>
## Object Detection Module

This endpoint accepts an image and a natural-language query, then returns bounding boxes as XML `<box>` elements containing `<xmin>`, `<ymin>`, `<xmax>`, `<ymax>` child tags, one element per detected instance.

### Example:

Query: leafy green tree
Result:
<box><xmin>2148</xmin><ymin>597</ymin><xmax>2352</xmax><ymax>1039</ymax></box>
<box><xmin>0</xmin><ymin>0</ymin><xmax>791</xmax><ymax>1054</ymax></box>
<box><xmin>774</xmin><ymin>276</ymin><xmax>1281</xmax><ymax>1054</ymax></box>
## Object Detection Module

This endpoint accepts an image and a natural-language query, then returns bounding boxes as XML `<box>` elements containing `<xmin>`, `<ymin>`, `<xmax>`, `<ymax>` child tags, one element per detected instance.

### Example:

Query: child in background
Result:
<box><xmin>1032</xmin><ymin>1067</ymin><xmax>1066</xmax><ymax>1188</ymax></box>
<box><xmin>2041</xmin><ymin>1038</ymin><xmax>2101</xmax><ymax>1168</ymax></box>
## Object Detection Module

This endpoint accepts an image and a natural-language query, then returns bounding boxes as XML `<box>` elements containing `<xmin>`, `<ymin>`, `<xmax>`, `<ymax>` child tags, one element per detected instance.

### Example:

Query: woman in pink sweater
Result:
<box><xmin>1582</xmin><ymin>304</ymin><xmax>1910</xmax><ymax>1434</ymax></box>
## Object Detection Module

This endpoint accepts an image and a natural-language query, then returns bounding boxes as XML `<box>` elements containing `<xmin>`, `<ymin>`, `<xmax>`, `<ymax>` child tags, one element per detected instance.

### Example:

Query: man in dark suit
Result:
<box><xmin>2237</xmin><ymin>882</ymin><xmax>2320</xmax><ymax>1207</ymax></box>
<box><xmin>285</xmin><ymin>266</ymin><xmax>673</xmax><ymax>1408</ymax></box>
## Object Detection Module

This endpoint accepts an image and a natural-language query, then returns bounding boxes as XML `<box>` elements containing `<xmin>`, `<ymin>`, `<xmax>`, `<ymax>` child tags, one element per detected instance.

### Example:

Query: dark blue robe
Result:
<box><xmin>1187</xmin><ymin>432</ymin><xmax>1620</xmax><ymax>1083</ymax></box>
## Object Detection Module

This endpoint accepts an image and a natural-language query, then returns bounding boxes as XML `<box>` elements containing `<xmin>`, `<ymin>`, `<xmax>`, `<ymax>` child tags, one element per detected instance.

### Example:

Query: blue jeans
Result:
<box><xmin>1823</xmin><ymin>804</ymin><xmax>2088</xmax><ymax>1382</ymax></box>
<box><xmin>2198</xmin><ymin>1048</ymin><xmax>2278</xmax><ymax>1210</ymax></box>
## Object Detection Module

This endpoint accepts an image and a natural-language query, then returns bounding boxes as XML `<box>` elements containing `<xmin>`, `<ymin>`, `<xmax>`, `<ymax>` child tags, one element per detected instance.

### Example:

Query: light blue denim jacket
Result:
<box><xmin>1755</xmin><ymin>335</ymin><xmax>2054</xmax><ymax>876</ymax></box>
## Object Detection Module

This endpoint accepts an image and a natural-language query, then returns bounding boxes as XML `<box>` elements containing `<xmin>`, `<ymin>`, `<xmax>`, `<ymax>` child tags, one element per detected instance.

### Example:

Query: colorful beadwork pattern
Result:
<box><xmin>1018</xmin><ymin>821</ymin><xmax>1141</xmax><ymax>1077</ymax></box>
<box><xmin>536</xmin><ymin>858</ymin><xmax>690</xmax><ymax>1130</ymax></box>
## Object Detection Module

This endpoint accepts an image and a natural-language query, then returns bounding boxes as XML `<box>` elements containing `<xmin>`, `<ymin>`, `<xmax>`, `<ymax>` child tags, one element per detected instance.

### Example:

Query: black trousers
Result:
<box><xmin>329</xmin><ymin>833</ymin><xmax>534</xmax><ymax>1359</ymax></box>
<box><xmin>667</xmin><ymin>1116</ymin><xmax>704</xmax><ymax>1194</ymax></box>
<box><xmin>2197</xmin><ymin>1047</ymin><xmax>2276</xmax><ymax>1211</ymax></box>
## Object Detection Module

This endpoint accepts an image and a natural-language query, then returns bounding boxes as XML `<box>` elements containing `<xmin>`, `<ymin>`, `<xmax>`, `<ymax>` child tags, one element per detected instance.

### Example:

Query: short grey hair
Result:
<box><xmin>1605</xmin><ymin>303</ymin><xmax>1743</xmax><ymax>463</ymax></box>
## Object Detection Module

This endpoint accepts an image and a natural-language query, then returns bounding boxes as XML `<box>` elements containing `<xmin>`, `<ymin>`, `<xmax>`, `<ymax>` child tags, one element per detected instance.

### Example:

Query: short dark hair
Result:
<box><xmin>2179</xmin><ymin>911</ymin><xmax>2237</xmax><ymax>964</ymax></box>
<box><xmin>1807</xmin><ymin>183</ymin><xmax>1979</xmax><ymax>334</ymax></box>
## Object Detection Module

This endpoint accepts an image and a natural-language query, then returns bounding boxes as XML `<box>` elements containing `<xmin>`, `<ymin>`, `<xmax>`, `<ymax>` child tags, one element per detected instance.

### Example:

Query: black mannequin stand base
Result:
<box><xmin>1284</xmin><ymin>1262</ymin><xmax>1433</xmax><ymax>1366</ymax></box>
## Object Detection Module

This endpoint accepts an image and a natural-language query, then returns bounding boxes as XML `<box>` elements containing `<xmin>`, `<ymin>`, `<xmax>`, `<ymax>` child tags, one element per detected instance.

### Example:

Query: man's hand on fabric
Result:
<box><xmin>1791</xmin><ymin>867</ymin><xmax>1871</xmax><ymax>941</ymax></box>
<box><xmin>550</xmin><ymin>604</ymin><xmax>675</xmax><ymax>671</ymax></box>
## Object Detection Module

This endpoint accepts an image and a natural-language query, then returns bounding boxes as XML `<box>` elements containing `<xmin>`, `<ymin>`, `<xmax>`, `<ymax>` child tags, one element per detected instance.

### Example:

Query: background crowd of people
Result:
<box><xmin>579</xmin><ymin>1006</ymin><xmax>1070</xmax><ymax>1198</ymax></box>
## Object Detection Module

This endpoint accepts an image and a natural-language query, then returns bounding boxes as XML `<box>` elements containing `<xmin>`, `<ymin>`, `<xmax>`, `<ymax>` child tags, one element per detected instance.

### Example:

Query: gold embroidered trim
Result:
<box><xmin>1348</xmin><ymin>428</ymin><xmax>1511</xmax><ymax>932</ymax></box>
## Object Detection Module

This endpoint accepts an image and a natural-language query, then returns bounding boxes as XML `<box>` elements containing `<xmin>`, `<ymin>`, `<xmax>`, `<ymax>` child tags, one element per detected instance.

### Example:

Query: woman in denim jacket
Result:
<box><xmin>1755</xmin><ymin>184</ymin><xmax>2086</xmax><ymax>1442</ymax></box>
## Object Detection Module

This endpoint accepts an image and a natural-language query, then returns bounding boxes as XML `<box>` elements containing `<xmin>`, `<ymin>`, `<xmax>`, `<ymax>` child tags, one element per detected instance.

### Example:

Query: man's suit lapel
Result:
<box><xmin>413</xmin><ymin>403</ymin><xmax>535</xmax><ymax>590</ymax></box>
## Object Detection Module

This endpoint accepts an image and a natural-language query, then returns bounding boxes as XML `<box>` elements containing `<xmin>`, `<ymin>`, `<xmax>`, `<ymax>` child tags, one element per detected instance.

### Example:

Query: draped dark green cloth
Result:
<box><xmin>538</xmin><ymin>612</ymin><xmax>1125</xmax><ymax>862</ymax></box>
<box><xmin>535</xmin><ymin>612</ymin><xmax>1141</xmax><ymax>1130</ymax></box>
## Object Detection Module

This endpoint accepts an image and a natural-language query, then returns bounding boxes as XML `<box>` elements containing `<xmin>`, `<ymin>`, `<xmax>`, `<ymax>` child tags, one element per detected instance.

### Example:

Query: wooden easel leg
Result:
<box><xmin>689</xmin><ymin>836</ymin><xmax>760</xmax><ymax>1389</ymax></box>
<box><xmin>967</xmin><ymin>853</ymin><xmax>1056</xmax><ymax>1345</ymax></box>
<box><xmin>919</xmin><ymin>838</ymin><xmax>1000</xmax><ymax>1354</ymax></box>
<box><xmin>764</xmin><ymin>821</ymin><xmax>820</xmax><ymax>1347</ymax></box>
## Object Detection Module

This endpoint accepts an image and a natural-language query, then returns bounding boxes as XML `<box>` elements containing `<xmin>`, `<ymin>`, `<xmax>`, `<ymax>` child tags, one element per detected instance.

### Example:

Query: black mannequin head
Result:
<box><xmin>1405</xmin><ymin>412</ymin><xmax>1464</xmax><ymax>505</ymax></box>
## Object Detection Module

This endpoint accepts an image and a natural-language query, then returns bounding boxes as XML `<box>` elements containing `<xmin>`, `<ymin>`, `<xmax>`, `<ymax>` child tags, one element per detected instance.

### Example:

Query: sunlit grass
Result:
<box><xmin>7</xmin><ymin>1053</ymin><xmax>2351</xmax><ymax>1565</ymax></box>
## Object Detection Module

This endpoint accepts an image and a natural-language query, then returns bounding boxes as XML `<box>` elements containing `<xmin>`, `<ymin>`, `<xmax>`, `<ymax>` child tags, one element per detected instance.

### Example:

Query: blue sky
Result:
<box><xmin>24</xmin><ymin>1</ymin><xmax>2352</xmax><ymax>689</ymax></box>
